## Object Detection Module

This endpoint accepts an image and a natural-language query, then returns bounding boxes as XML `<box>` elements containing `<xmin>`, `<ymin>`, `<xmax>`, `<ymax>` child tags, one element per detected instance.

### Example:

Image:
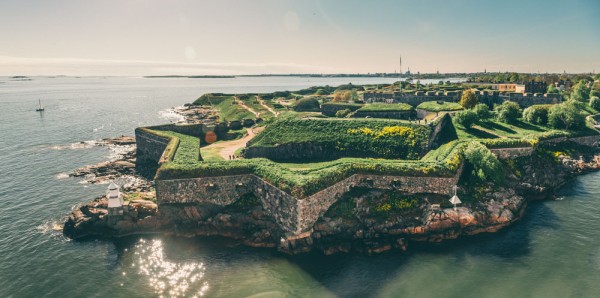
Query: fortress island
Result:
<box><xmin>64</xmin><ymin>79</ymin><xmax>600</xmax><ymax>255</ymax></box>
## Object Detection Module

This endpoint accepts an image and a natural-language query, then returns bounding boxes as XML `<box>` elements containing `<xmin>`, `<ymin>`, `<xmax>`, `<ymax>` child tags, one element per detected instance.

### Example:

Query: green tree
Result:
<box><xmin>522</xmin><ymin>105</ymin><xmax>551</xmax><ymax>125</ymax></box>
<box><xmin>454</xmin><ymin>110</ymin><xmax>478</xmax><ymax>129</ymax></box>
<box><xmin>589</xmin><ymin>96</ymin><xmax>600</xmax><ymax>111</ymax></box>
<box><xmin>547</xmin><ymin>84</ymin><xmax>559</xmax><ymax>94</ymax></box>
<box><xmin>570</xmin><ymin>80</ymin><xmax>590</xmax><ymax>102</ymax></box>
<box><xmin>459</xmin><ymin>90</ymin><xmax>478</xmax><ymax>109</ymax></box>
<box><xmin>548</xmin><ymin>101</ymin><xmax>585</xmax><ymax>130</ymax></box>
<box><xmin>473</xmin><ymin>103</ymin><xmax>492</xmax><ymax>119</ymax></box>
<box><xmin>463</xmin><ymin>142</ymin><xmax>504</xmax><ymax>183</ymax></box>
<box><xmin>495</xmin><ymin>101</ymin><xmax>521</xmax><ymax>123</ymax></box>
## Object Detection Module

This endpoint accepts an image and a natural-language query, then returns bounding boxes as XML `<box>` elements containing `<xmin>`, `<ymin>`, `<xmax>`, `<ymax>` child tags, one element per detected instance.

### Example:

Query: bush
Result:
<box><xmin>589</xmin><ymin>96</ymin><xmax>600</xmax><ymax>111</ymax></box>
<box><xmin>463</xmin><ymin>142</ymin><xmax>504</xmax><ymax>183</ymax></box>
<box><xmin>571</xmin><ymin>80</ymin><xmax>590</xmax><ymax>102</ymax></box>
<box><xmin>459</xmin><ymin>89</ymin><xmax>478</xmax><ymax>108</ymax></box>
<box><xmin>548</xmin><ymin>101</ymin><xmax>585</xmax><ymax>130</ymax></box>
<box><xmin>454</xmin><ymin>110</ymin><xmax>478</xmax><ymax>129</ymax></box>
<box><xmin>473</xmin><ymin>103</ymin><xmax>492</xmax><ymax>119</ymax></box>
<box><xmin>294</xmin><ymin>97</ymin><xmax>320</xmax><ymax>112</ymax></box>
<box><xmin>335</xmin><ymin>109</ymin><xmax>352</xmax><ymax>118</ymax></box>
<box><xmin>522</xmin><ymin>104</ymin><xmax>552</xmax><ymax>125</ymax></box>
<box><xmin>495</xmin><ymin>101</ymin><xmax>521</xmax><ymax>123</ymax></box>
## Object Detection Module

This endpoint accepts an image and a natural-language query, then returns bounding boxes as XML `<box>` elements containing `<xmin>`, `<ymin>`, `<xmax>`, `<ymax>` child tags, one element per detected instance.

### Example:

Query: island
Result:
<box><xmin>64</xmin><ymin>77</ymin><xmax>600</xmax><ymax>255</ymax></box>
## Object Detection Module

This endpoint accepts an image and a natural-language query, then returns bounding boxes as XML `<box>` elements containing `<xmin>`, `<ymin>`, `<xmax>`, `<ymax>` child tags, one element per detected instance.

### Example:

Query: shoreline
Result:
<box><xmin>63</xmin><ymin>142</ymin><xmax>600</xmax><ymax>255</ymax></box>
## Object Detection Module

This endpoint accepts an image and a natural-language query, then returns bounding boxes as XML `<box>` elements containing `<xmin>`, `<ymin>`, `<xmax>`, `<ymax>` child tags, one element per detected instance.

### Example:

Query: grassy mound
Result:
<box><xmin>417</xmin><ymin>101</ymin><xmax>463</xmax><ymax>112</ymax></box>
<box><xmin>248</xmin><ymin>118</ymin><xmax>431</xmax><ymax>160</ymax></box>
<box><xmin>357</xmin><ymin>103</ymin><xmax>413</xmax><ymax>112</ymax></box>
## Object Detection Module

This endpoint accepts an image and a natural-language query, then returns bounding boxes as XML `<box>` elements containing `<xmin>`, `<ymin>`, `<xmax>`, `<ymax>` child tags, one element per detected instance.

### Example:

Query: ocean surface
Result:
<box><xmin>1</xmin><ymin>76</ymin><xmax>599</xmax><ymax>297</ymax></box>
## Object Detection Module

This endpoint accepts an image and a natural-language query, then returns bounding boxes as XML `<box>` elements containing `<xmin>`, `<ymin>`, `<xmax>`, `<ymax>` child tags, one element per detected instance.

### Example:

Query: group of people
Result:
<box><xmin>228</xmin><ymin>154</ymin><xmax>240</xmax><ymax>160</ymax></box>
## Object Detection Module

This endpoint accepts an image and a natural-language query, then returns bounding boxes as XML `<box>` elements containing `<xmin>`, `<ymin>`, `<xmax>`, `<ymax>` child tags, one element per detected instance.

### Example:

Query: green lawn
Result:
<box><xmin>357</xmin><ymin>103</ymin><xmax>413</xmax><ymax>112</ymax></box>
<box><xmin>417</xmin><ymin>101</ymin><xmax>463</xmax><ymax>112</ymax></box>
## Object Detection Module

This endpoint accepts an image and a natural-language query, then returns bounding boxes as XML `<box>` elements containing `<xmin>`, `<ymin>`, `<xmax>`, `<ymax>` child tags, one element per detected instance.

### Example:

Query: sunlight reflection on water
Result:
<box><xmin>132</xmin><ymin>239</ymin><xmax>209</xmax><ymax>297</ymax></box>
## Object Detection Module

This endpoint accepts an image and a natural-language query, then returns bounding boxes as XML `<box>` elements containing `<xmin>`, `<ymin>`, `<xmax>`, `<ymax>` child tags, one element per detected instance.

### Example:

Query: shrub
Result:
<box><xmin>589</xmin><ymin>96</ymin><xmax>600</xmax><ymax>111</ymax></box>
<box><xmin>571</xmin><ymin>80</ymin><xmax>590</xmax><ymax>102</ymax></box>
<box><xmin>335</xmin><ymin>109</ymin><xmax>352</xmax><ymax>118</ymax></box>
<box><xmin>522</xmin><ymin>104</ymin><xmax>552</xmax><ymax>125</ymax></box>
<box><xmin>463</xmin><ymin>142</ymin><xmax>504</xmax><ymax>183</ymax></box>
<box><xmin>459</xmin><ymin>89</ymin><xmax>478</xmax><ymax>108</ymax></box>
<box><xmin>548</xmin><ymin>101</ymin><xmax>585</xmax><ymax>130</ymax></box>
<box><xmin>454</xmin><ymin>110</ymin><xmax>478</xmax><ymax>129</ymax></box>
<box><xmin>495</xmin><ymin>101</ymin><xmax>521</xmax><ymax>123</ymax></box>
<box><xmin>294</xmin><ymin>97</ymin><xmax>320</xmax><ymax>112</ymax></box>
<box><xmin>473</xmin><ymin>103</ymin><xmax>492</xmax><ymax>119</ymax></box>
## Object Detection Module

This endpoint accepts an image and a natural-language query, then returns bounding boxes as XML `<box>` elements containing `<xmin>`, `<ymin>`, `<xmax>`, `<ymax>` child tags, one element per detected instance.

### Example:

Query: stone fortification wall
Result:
<box><xmin>502</xmin><ymin>93</ymin><xmax>560</xmax><ymax>108</ymax></box>
<box><xmin>321</xmin><ymin>104</ymin><xmax>363</xmax><ymax>117</ymax></box>
<box><xmin>149</xmin><ymin>123</ymin><xmax>206</xmax><ymax>137</ymax></box>
<box><xmin>490</xmin><ymin>147</ymin><xmax>535</xmax><ymax>159</ymax></box>
<box><xmin>363</xmin><ymin>92</ymin><xmax>460</xmax><ymax>107</ymax></box>
<box><xmin>156</xmin><ymin>168</ymin><xmax>462</xmax><ymax>234</ymax></box>
<box><xmin>243</xmin><ymin>142</ymin><xmax>337</xmax><ymax>162</ymax></box>
<box><xmin>135</xmin><ymin>128</ymin><xmax>171</xmax><ymax>165</ymax></box>
<box><xmin>352</xmin><ymin>110</ymin><xmax>415</xmax><ymax>119</ymax></box>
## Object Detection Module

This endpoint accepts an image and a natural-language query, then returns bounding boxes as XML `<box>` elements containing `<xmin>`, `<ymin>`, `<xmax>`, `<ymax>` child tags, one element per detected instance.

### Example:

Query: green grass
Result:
<box><xmin>214</xmin><ymin>97</ymin><xmax>256</xmax><ymax>121</ymax></box>
<box><xmin>417</xmin><ymin>101</ymin><xmax>463</xmax><ymax>112</ymax></box>
<box><xmin>247</xmin><ymin>117</ymin><xmax>431</xmax><ymax>160</ymax></box>
<box><xmin>357</xmin><ymin>103</ymin><xmax>413</xmax><ymax>112</ymax></box>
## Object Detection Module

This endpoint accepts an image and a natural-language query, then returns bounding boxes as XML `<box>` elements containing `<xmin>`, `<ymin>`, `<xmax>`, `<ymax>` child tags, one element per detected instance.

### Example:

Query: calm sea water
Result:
<box><xmin>1</xmin><ymin>76</ymin><xmax>599</xmax><ymax>297</ymax></box>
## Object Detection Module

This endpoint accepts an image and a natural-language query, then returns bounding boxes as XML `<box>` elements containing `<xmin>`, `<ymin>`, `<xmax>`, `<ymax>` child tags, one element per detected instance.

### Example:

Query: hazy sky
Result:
<box><xmin>1</xmin><ymin>0</ymin><xmax>599</xmax><ymax>75</ymax></box>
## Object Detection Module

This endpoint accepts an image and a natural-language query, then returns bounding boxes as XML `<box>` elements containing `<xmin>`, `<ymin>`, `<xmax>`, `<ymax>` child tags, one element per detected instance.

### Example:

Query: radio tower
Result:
<box><xmin>399</xmin><ymin>55</ymin><xmax>402</xmax><ymax>77</ymax></box>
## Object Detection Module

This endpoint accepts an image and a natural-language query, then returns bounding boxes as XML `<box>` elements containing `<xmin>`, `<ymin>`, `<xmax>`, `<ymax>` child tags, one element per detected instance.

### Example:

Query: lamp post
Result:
<box><xmin>449</xmin><ymin>185</ymin><xmax>462</xmax><ymax>211</ymax></box>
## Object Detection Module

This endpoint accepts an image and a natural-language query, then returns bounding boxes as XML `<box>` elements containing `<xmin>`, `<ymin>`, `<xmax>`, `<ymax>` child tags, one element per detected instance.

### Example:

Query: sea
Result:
<box><xmin>0</xmin><ymin>76</ymin><xmax>599</xmax><ymax>297</ymax></box>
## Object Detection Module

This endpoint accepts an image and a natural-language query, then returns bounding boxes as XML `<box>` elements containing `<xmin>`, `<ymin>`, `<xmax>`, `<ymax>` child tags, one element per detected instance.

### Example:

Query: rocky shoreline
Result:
<box><xmin>63</xmin><ymin>143</ymin><xmax>600</xmax><ymax>255</ymax></box>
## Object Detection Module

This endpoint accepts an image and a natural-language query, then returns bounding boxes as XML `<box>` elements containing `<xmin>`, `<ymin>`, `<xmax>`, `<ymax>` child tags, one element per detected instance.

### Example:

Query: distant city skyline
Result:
<box><xmin>1</xmin><ymin>0</ymin><xmax>599</xmax><ymax>76</ymax></box>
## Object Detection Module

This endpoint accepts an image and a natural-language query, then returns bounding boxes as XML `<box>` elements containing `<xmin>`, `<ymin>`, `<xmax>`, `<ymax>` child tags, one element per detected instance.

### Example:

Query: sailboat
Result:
<box><xmin>36</xmin><ymin>99</ymin><xmax>45</xmax><ymax>112</ymax></box>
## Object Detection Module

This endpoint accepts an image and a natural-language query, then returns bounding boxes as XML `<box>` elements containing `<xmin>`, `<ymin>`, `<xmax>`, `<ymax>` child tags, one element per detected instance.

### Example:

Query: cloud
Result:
<box><xmin>0</xmin><ymin>55</ymin><xmax>336</xmax><ymax>76</ymax></box>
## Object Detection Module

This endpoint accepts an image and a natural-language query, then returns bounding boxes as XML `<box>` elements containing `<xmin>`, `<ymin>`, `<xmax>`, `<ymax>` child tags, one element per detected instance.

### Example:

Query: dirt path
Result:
<box><xmin>203</xmin><ymin>127</ymin><xmax>265</xmax><ymax>160</ymax></box>
<box><xmin>257</xmin><ymin>96</ymin><xmax>279</xmax><ymax>117</ymax></box>
<box><xmin>235</xmin><ymin>96</ymin><xmax>260</xmax><ymax>117</ymax></box>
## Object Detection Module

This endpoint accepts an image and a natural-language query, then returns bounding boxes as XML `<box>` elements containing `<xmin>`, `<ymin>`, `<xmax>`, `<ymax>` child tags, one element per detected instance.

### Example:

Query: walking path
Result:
<box><xmin>257</xmin><ymin>96</ymin><xmax>279</xmax><ymax>117</ymax></box>
<box><xmin>203</xmin><ymin>126</ymin><xmax>265</xmax><ymax>160</ymax></box>
<box><xmin>235</xmin><ymin>96</ymin><xmax>260</xmax><ymax>118</ymax></box>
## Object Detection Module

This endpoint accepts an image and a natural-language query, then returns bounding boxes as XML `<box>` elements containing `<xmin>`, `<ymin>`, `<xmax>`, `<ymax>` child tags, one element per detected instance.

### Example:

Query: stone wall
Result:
<box><xmin>490</xmin><ymin>147</ymin><xmax>535</xmax><ymax>159</ymax></box>
<box><xmin>501</xmin><ymin>93</ymin><xmax>560</xmax><ymax>108</ymax></box>
<box><xmin>352</xmin><ymin>110</ymin><xmax>416</xmax><ymax>119</ymax></box>
<box><xmin>568</xmin><ymin>135</ymin><xmax>600</xmax><ymax>147</ymax></box>
<box><xmin>363</xmin><ymin>93</ymin><xmax>460</xmax><ymax>107</ymax></box>
<box><xmin>156</xmin><ymin>168</ymin><xmax>463</xmax><ymax>234</ymax></box>
<box><xmin>321</xmin><ymin>104</ymin><xmax>362</xmax><ymax>117</ymax></box>
<box><xmin>149</xmin><ymin>123</ymin><xmax>206</xmax><ymax>137</ymax></box>
<box><xmin>135</xmin><ymin>128</ymin><xmax>171</xmax><ymax>165</ymax></box>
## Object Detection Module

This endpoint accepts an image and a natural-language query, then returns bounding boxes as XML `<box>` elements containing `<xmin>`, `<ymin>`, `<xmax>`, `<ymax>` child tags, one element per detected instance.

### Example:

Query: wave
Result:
<box><xmin>158</xmin><ymin>106</ymin><xmax>185</xmax><ymax>123</ymax></box>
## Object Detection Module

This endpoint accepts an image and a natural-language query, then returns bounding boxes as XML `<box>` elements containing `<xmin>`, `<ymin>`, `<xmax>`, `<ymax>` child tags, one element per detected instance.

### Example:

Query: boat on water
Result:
<box><xmin>36</xmin><ymin>99</ymin><xmax>44</xmax><ymax>112</ymax></box>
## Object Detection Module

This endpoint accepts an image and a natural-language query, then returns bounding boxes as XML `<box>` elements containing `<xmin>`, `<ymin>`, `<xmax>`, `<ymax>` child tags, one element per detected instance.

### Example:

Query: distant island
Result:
<box><xmin>64</xmin><ymin>73</ymin><xmax>600</xmax><ymax>255</ymax></box>
<box><xmin>144</xmin><ymin>75</ymin><xmax>235</xmax><ymax>78</ymax></box>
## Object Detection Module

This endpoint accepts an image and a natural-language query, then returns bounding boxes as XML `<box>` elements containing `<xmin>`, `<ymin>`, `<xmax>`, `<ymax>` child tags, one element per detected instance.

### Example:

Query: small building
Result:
<box><xmin>524</xmin><ymin>80</ymin><xmax>547</xmax><ymax>94</ymax></box>
<box><xmin>106</xmin><ymin>182</ymin><xmax>124</xmax><ymax>216</ymax></box>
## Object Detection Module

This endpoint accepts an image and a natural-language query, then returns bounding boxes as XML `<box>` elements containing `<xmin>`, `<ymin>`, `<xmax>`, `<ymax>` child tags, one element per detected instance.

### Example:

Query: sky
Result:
<box><xmin>1</xmin><ymin>0</ymin><xmax>599</xmax><ymax>76</ymax></box>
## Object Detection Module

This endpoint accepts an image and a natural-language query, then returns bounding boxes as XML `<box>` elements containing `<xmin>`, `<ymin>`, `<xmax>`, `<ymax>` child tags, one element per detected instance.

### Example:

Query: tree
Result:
<box><xmin>570</xmin><ymin>80</ymin><xmax>590</xmax><ymax>102</ymax></box>
<box><xmin>589</xmin><ymin>96</ymin><xmax>600</xmax><ymax>111</ymax></box>
<box><xmin>548</xmin><ymin>101</ymin><xmax>585</xmax><ymax>130</ymax></box>
<box><xmin>454</xmin><ymin>110</ymin><xmax>478</xmax><ymax>129</ymax></box>
<box><xmin>459</xmin><ymin>90</ymin><xmax>478</xmax><ymax>109</ymax></box>
<box><xmin>463</xmin><ymin>142</ymin><xmax>504</xmax><ymax>183</ymax></box>
<box><xmin>474</xmin><ymin>103</ymin><xmax>492</xmax><ymax>119</ymax></box>
<box><xmin>547</xmin><ymin>84</ymin><xmax>559</xmax><ymax>94</ymax></box>
<box><xmin>522</xmin><ymin>105</ymin><xmax>551</xmax><ymax>125</ymax></box>
<box><xmin>495</xmin><ymin>101</ymin><xmax>521</xmax><ymax>123</ymax></box>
